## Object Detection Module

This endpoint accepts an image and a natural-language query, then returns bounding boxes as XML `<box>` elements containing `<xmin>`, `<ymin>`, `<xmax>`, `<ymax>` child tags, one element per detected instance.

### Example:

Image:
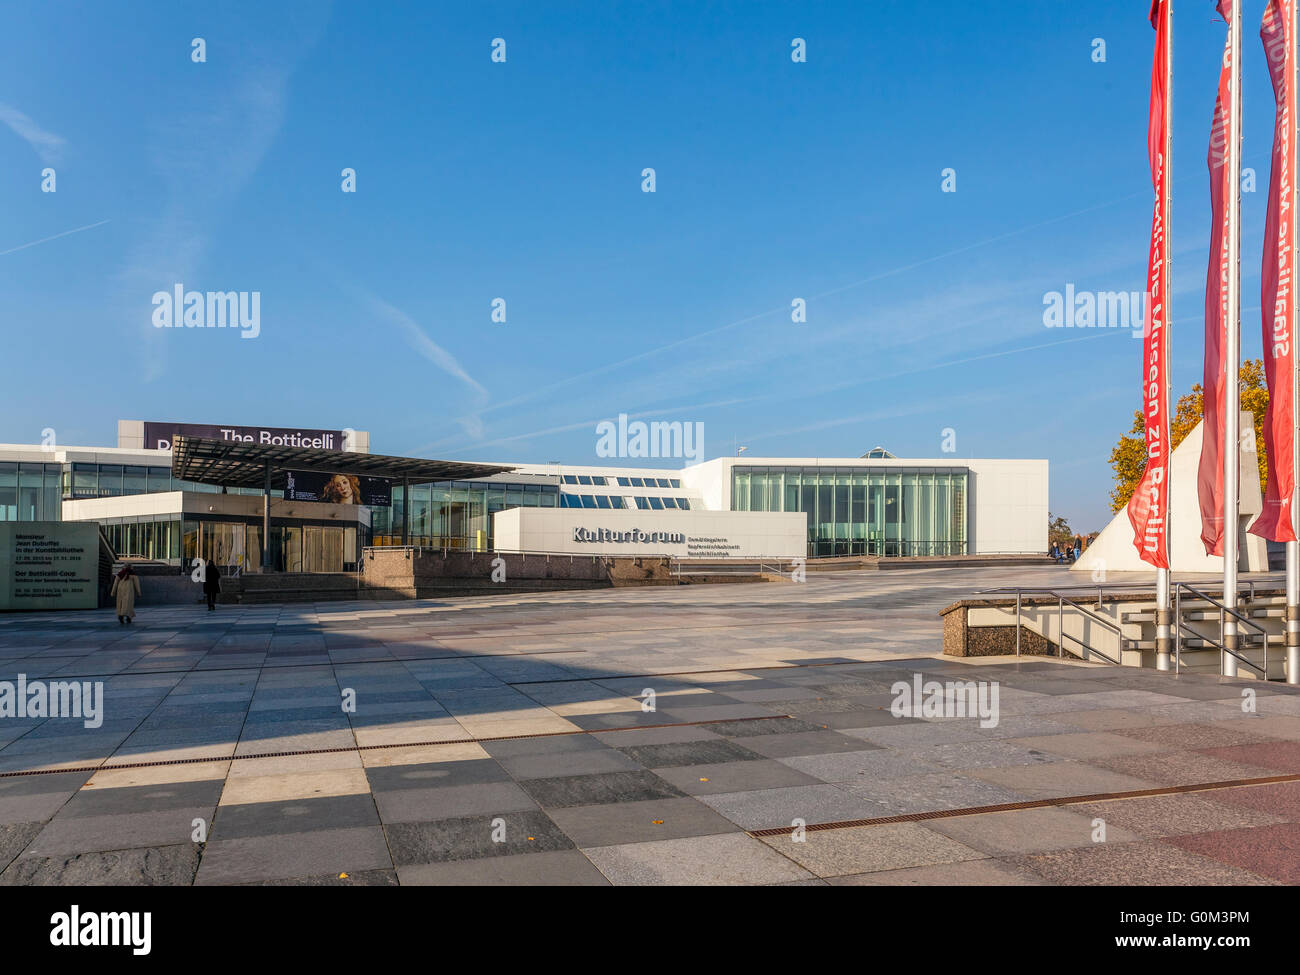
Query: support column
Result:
<box><xmin>401</xmin><ymin>477</ymin><xmax>410</xmax><ymax>547</ymax></box>
<box><xmin>1156</xmin><ymin>572</ymin><xmax>1172</xmax><ymax>671</ymax></box>
<box><xmin>1155</xmin><ymin>0</ymin><xmax>1175</xmax><ymax>674</ymax></box>
<box><xmin>1222</xmin><ymin>0</ymin><xmax>1242</xmax><ymax>678</ymax></box>
<box><xmin>1290</xmin><ymin>8</ymin><xmax>1300</xmax><ymax>685</ymax></box>
<box><xmin>1288</xmin><ymin>549</ymin><xmax>1299</xmax><ymax>683</ymax></box>
<box><xmin>262</xmin><ymin>462</ymin><xmax>273</xmax><ymax>571</ymax></box>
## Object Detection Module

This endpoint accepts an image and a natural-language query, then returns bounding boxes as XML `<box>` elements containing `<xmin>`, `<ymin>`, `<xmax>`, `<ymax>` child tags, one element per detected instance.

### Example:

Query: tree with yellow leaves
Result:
<box><xmin>1109</xmin><ymin>358</ymin><xmax>1269</xmax><ymax>513</ymax></box>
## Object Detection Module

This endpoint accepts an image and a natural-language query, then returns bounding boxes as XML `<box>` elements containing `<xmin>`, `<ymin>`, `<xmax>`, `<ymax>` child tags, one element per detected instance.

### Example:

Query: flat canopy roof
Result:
<box><xmin>171</xmin><ymin>435</ymin><xmax>513</xmax><ymax>489</ymax></box>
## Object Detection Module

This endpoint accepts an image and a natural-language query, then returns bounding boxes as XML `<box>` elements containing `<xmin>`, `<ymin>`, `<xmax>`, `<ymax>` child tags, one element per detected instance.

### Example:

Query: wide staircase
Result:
<box><xmin>944</xmin><ymin>579</ymin><xmax>1292</xmax><ymax>681</ymax></box>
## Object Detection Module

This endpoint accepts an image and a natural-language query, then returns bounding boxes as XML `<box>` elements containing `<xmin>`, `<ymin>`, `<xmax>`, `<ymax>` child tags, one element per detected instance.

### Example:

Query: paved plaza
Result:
<box><xmin>0</xmin><ymin>566</ymin><xmax>1298</xmax><ymax>885</ymax></box>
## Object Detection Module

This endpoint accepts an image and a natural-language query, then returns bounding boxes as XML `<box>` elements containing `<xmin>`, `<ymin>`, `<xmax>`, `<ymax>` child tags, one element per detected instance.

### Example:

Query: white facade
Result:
<box><xmin>0</xmin><ymin>427</ymin><xmax>1049</xmax><ymax>560</ymax></box>
<box><xmin>676</xmin><ymin>456</ymin><xmax>1048</xmax><ymax>556</ymax></box>
<box><xmin>494</xmin><ymin>508</ymin><xmax>806</xmax><ymax>559</ymax></box>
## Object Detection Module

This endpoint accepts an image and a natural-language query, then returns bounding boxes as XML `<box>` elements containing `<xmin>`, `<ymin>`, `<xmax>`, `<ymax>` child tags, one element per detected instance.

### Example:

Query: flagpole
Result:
<box><xmin>1224</xmin><ymin>0</ymin><xmax>1243</xmax><ymax>677</ymax></box>
<box><xmin>1156</xmin><ymin>0</ymin><xmax>1174</xmax><ymax>672</ymax></box>
<box><xmin>1290</xmin><ymin>0</ymin><xmax>1300</xmax><ymax>684</ymax></box>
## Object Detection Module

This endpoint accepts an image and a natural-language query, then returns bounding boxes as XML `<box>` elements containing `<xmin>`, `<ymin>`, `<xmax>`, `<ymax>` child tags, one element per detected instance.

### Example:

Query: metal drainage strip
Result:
<box><xmin>0</xmin><ymin>713</ymin><xmax>797</xmax><ymax>779</ymax></box>
<box><xmin>745</xmin><ymin>773</ymin><xmax>1300</xmax><ymax>838</ymax></box>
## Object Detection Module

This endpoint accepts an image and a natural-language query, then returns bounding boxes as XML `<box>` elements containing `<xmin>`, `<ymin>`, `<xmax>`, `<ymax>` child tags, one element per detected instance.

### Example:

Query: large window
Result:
<box><xmin>369</xmin><ymin>481</ymin><xmax>562</xmax><ymax>550</ymax></box>
<box><xmin>0</xmin><ymin>462</ymin><xmax>64</xmax><ymax>521</ymax></box>
<box><xmin>731</xmin><ymin>466</ymin><xmax>969</xmax><ymax>557</ymax></box>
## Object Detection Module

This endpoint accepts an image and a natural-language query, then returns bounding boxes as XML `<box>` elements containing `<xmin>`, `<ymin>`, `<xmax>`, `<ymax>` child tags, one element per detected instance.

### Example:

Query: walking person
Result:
<box><xmin>203</xmin><ymin>558</ymin><xmax>222</xmax><ymax>611</ymax></box>
<box><xmin>111</xmin><ymin>563</ymin><xmax>141</xmax><ymax>625</ymax></box>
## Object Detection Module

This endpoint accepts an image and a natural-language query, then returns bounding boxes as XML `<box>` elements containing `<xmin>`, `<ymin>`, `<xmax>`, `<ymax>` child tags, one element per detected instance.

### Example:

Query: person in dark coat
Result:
<box><xmin>203</xmin><ymin>559</ymin><xmax>222</xmax><ymax>611</ymax></box>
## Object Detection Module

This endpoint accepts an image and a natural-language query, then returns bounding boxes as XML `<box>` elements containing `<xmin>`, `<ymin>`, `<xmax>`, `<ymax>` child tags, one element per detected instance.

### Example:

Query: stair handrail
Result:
<box><xmin>1174</xmin><ymin>581</ymin><xmax>1267</xmax><ymax>678</ymax></box>
<box><xmin>1001</xmin><ymin>587</ymin><xmax>1123</xmax><ymax>665</ymax></box>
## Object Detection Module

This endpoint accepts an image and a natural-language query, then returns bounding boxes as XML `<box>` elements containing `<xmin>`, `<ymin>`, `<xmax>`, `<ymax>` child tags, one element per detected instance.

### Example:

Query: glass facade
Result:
<box><xmin>0</xmin><ymin>462</ymin><xmax>62</xmax><ymax>521</ymax></box>
<box><xmin>731</xmin><ymin>466</ymin><xmax>968</xmax><ymax>558</ymax></box>
<box><xmin>100</xmin><ymin>515</ymin><xmax>359</xmax><ymax>573</ymax></box>
<box><xmin>101</xmin><ymin>517</ymin><xmax>183</xmax><ymax>562</ymax></box>
<box><xmin>369</xmin><ymin>480</ymin><xmax>560</xmax><ymax>551</ymax></box>
<box><xmin>63</xmin><ymin>464</ymin><xmax>264</xmax><ymax>500</ymax></box>
<box><xmin>1</xmin><ymin>460</ymin><xmax>364</xmax><ymax>572</ymax></box>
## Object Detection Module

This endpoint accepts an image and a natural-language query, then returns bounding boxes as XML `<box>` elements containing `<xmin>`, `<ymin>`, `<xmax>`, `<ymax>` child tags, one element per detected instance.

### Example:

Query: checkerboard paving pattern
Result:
<box><xmin>0</xmin><ymin>565</ymin><xmax>1298</xmax><ymax>884</ymax></box>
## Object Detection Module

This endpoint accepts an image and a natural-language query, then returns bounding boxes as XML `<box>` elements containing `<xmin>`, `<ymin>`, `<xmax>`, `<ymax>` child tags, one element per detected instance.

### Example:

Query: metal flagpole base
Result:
<box><xmin>1288</xmin><ymin>602</ymin><xmax>1300</xmax><ymax>685</ymax></box>
<box><xmin>1156</xmin><ymin>608</ymin><xmax>1173</xmax><ymax>671</ymax></box>
<box><xmin>1288</xmin><ymin>544</ymin><xmax>1299</xmax><ymax>684</ymax></box>
<box><xmin>1223</xmin><ymin>630</ymin><xmax>1239</xmax><ymax>678</ymax></box>
<box><xmin>1156</xmin><ymin>571</ymin><xmax>1173</xmax><ymax>671</ymax></box>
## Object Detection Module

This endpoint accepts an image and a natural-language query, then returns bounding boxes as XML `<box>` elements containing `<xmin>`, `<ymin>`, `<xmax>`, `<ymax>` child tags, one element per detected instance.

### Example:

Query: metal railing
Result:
<box><xmin>670</xmin><ymin>559</ymin><xmax>795</xmax><ymax>579</ymax></box>
<box><xmin>1174</xmin><ymin>582</ymin><xmax>1267</xmax><ymax>678</ymax></box>
<box><xmin>981</xmin><ymin>575</ymin><xmax>1287</xmax><ymax>608</ymax></box>
<box><xmin>981</xmin><ymin>587</ymin><xmax>1123</xmax><ymax>665</ymax></box>
<box><xmin>981</xmin><ymin>580</ymin><xmax>1281</xmax><ymax>678</ymax></box>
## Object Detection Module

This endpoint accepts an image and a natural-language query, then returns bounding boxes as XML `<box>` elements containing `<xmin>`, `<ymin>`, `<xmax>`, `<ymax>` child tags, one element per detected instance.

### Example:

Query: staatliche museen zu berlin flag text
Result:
<box><xmin>1128</xmin><ymin>0</ymin><xmax>1172</xmax><ymax>568</ymax></box>
<box><xmin>1199</xmin><ymin>0</ymin><xmax>1235</xmax><ymax>556</ymax></box>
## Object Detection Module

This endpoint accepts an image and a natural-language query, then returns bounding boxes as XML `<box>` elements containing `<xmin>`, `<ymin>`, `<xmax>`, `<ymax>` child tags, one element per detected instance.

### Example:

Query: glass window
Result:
<box><xmin>635</xmin><ymin>497</ymin><xmax>649</xmax><ymax>510</ymax></box>
<box><xmin>97</xmin><ymin>465</ymin><xmax>124</xmax><ymax>497</ymax></box>
<box><xmin>580</xmin><ymin>495</ymin><xmax>597</xmax><ymax>508</ymax></box>
<box><xmin>72</xmin><ymin>464</ymin><xmax>98</xmax><ymax>499</ymax></box>
<box><xmin>670</xmin><ymin>479</ymin><xmax>681</xmax><ymax>488</ymax></box>
<box><xmin>611</xmin><ymin>496</ymin><xmax>626</xmax><ymax>508</ymax></box>
<box><xmin>0</xmin><ymin>464</ymin><xmax>15</xmax><ymax>521</ymax></box>
<box><xmin>679</xmin><ymin>499</ymin><xmax>691</xmax><ymax>510</ymax></box>
<box><xmin>591</xmin><ymin>476</ymin><xmax>606</xmax><ymax>486</ymax></box>
<box><xmin>616</xmin><ymin>477</ymin><xmax>631</xmax><ymax>487</ymax></box>
<box><xmin>648</xmin><ymin>497</ymin><xmax>664</xmax><ymax>510</ymax></box>
<box><xmin>17</xmin><ymin>464</ymin><xmax>47</xmax><ymax>521</ymax></box>
<box><xmin>595</xmin><ymin>495</ymin><xmax>611</xmax><ymax>509</ymax></box>
<box><xmin>734</xmin><ymin>471</ymin><xmax>750</xmax><ymax>511</ymax></box>
<box><xmin>123</xmin><ymin>466</ymin><xmax>147</xmax><ymax>495</ymax></box>
<box><xmin>630</xmin><ymin>477</ymin><xmax>644</xmax><ymax>488</ymax></box>
<box><xmin>577</xmin><ymin>475</ymin><xmax>592</xmax><ymax>485</ymax></box>
<box><xmin>562</xmin><ymin>475</ymin><xmax>578</xmax><ymax>484</ymax></box>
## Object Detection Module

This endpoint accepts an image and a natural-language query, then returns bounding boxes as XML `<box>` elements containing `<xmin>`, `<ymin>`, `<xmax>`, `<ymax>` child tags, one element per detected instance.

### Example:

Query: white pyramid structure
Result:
<box><xmin>1073</xmin><ymin>412</ymin><xmax>1268</xmax><ymax>574</ymax></box>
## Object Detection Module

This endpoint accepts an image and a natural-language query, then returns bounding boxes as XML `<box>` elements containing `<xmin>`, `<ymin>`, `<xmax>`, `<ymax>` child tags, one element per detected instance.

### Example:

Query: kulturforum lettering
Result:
<box><xmin>572</xmin><ymin>527</ymin><xmax>685</xmax><ymax>544</ymax></box>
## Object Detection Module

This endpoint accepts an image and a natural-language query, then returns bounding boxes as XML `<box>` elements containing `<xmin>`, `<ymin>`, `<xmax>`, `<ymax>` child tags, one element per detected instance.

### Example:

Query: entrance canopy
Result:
<box><xmin>170</xmin><ymin>435</ymin><xmax>512</xmax><ymax>489</ymax></box>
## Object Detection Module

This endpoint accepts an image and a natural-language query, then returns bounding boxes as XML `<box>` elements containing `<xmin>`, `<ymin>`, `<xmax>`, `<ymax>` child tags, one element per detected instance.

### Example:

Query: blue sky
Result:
<box><xmin>0</xmin><ymin>0</ymin><xmax>1286</xmax><ymax>531</ymax></box>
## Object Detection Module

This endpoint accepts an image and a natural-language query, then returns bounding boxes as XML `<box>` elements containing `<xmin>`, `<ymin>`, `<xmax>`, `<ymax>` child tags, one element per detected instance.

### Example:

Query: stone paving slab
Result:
<box><xmin>1007</xmin><ymin>840</ymin><xmax>1283</xmax><ymax>886</ymax></box>
<box><xmin>758</xmin><ymin>822</ymin><xmax>988</xmax><ymax>878</ymax></box>
<box><xmin>0</xmin><ymin>565</ymin><xmax>1296</xmax><ymax>884</ymax></box>
<box><xmin>583</xmin><ymin>832</ymin><xmax>813</xmax><ymax>885</ymax></box>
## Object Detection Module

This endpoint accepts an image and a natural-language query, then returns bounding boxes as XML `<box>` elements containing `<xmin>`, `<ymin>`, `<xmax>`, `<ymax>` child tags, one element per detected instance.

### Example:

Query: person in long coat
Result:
<box><xmin>203</xmin><ymin>559</ymin><xmax>222</xmax><ymax>611</ymax></box>
<box><xmin>111</xmin><ymin>564</ymin><xmax>141</xmax><ymax>625</ymax></box>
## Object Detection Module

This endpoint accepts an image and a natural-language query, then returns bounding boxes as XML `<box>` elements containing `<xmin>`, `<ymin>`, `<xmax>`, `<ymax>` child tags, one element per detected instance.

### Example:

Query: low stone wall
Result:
<box><xmin>103</xmin><ymin>550</ymin><xmax>774</xmax><ymax>607</ymax></box>
<box><xmin>110</xmin><ymin>563</ymin><xmax>207</xmax><ymax>606</ymax></box>
<box><xmin>240</xmin><ymin>573</ymin><xmax>360</xmax><ymax>604</ymax></box>
<box><xmin>941</xmin><ymin>601</ymin><xmax>1058</xmax><ymax>657</ymax></box>
<box><xmin>362</xmin><ymin>548</ymin><xmax>617</xmax><ymax>599</ymax></box>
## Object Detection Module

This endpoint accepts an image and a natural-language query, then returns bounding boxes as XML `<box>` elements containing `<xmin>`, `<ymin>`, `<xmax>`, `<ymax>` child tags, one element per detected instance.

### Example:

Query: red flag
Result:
<box><xmin>1251</xmin><ymin>0</ymin><xmax>1299</xmax><ymax>543</ymax></box>
<box><xmin>1128</xmin><ymin>0</ymin><xmax>1172</xmax><ymax>568</ymax></box>
<box><xmin>1200</xmin><ymin>1</ymin><xmax>1234</xmax><ymax>555</ymax></box>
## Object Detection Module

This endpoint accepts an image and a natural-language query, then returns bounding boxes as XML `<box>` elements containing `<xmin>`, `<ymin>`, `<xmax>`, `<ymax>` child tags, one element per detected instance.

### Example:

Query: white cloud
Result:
<box><xmin>0</xmin><ymin>103</ymin><xmax>65</xmax><ymax>163</ymax></box>
<box><xmin>368</xmin><ymin>297</ymin><xmax>489</xmax><ymax>439</ymax></box>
